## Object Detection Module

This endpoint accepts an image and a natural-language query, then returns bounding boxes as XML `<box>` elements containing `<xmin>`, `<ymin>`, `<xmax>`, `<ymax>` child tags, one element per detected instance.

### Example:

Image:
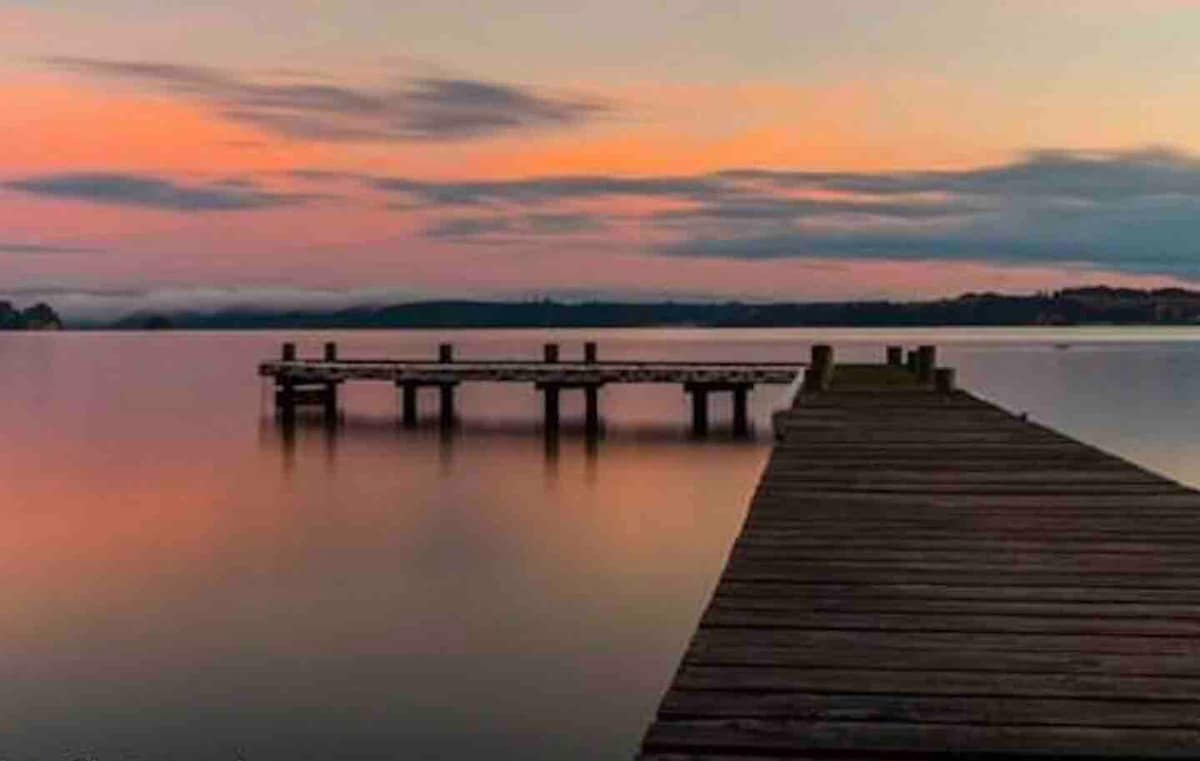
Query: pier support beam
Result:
<box><xmin>322</xmin><ymin>342</ymin><xmax>339</xmax><ymax>423</ymax></box>
<box><xmin>277</xmin><ymin>342</ymin><xmax>297</xmax><ymax>422</ymax></box>
<box><xmin>584</xmin><ymin>385</ymin><xmax>600</xmax><ymax>436</ymax></box>
<box><xmin>543</xmin><ymin>385</ymin><xmax>561</xmax><ymax>432</ymax></box>
<box><xmin>732</xmin><ymin>385</ymin><xmax>749</xmax><ymax>437</ymax></box>
<box><xmin>439</xmin><ymin>383</ymin><xmax>456</xmax><ymax>428</ymax></box>
<box><xmin>688</xmin><ymin>384</ymin><xmax>710</xmax><ymax>436</ymax></box>
<box><xmin>400</xmin><ymin>382</ymin><xmax>419</xmax><ymax>427</ymax></box>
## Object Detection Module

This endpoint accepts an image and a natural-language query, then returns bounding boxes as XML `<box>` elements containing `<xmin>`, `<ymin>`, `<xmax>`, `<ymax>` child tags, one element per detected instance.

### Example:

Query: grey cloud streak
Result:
<box><xmin>362</xmin><ymin>147</ymin><xmax>1200</xmax><ymax>277</ymax></box>
<box><xmin>3</xmin><ymin>173</ymin><xmax>311</xmax><ymax>211</ymax></box>
<box><xmin>46</xmin><ymin>57</ymin><xmax>607</xmax><ymax>142</ymax></box>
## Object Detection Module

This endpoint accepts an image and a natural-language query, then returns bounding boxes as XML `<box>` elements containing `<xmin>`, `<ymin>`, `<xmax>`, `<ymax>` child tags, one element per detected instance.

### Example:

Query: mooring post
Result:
<box><xmin>732</xmin><ymin>385</ymin><xmax>750</xmax><ymax>437</ymax></box>
<box><xmin>689</xmin><ymin>384</ymin><xmax>710</xmax><ymax>436</ymax></box>
<box><xmin>584</xmin><ymin>341</ymin><xmax>597</xmax><ymax>363</ymax></box>
<box><xmin>439</xmin><ymin>384</ymin><xmax>456</xmax><ymax>429</ymax></box>
<box><xmin>935</xmin><ymin>367</ymin><xmax>957</xmax><ymax>393</ymax></box>
<box><xmin>401</xmin><ymin>382</ymin><xmax>419</xmax><ymax>427</ymax></box>
<box><xmin>886</xmin><ymin>345</ymin><xmax>903</xmax><ymax>366</ymax></box>
<box><xmin>917</xmin><ymin>345</ymin><xmax>937</xmax><ymax>384</ymax></box>
<box><xmin>806</xmin><ymin>344</ymin><xmax>834</xmax><ymax>391</ymax></box>
<box><xmin>906</xmin><ymin>349</ymin><xmax>918</xmax><ymax>373</ymax></box>
<box><xmin>438</xmin><ymin>343</ymin><xmax>454</xmax><ymax>363</ymax></box>
<box><xmin>544</xmin><ymin>343</ymin><xmax>560</xmax><ymax>363</ymax></box>
<box><xmin>282</xmin><ymin>342</ymin><xmax>297</xmax><ymax>361</ymax></box>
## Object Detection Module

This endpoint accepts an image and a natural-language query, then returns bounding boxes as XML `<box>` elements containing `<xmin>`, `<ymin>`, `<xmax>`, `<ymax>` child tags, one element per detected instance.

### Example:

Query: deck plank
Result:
<box><xmin>639</xmin><ymin>377</ymin><xmax>1200</xmax><ymax>759</ymax></box>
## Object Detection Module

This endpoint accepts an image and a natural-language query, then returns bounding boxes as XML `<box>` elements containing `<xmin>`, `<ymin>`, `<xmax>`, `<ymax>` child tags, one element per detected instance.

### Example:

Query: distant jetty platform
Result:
<box><xmin>258</xmin><ymin>340</ymin><xmax>805</xmax><ymax>436</ymax></box>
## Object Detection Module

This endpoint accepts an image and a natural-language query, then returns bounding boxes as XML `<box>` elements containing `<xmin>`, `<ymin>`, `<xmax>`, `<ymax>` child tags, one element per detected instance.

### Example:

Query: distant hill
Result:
<box><xmin>0</xmin><ymin>301</ymin><xmax>63</xmax><ymax>331</ymax></box>
<box><xmin>102</xmin><ymin>287</ymin><xmax>1200</xmax><ymax>330</ymax></box>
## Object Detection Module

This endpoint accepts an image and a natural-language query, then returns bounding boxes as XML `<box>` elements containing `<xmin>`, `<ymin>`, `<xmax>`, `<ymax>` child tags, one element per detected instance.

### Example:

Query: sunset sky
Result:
<box><xmin>6</xmin><ymin>1</ymin><xmax>1200</xmax><ymax>317</ymax></box>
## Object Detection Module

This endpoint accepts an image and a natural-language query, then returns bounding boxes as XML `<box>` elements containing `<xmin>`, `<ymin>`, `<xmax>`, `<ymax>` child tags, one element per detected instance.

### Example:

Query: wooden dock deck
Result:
<box><xmin>639</xmin><ymin>355</ymin><xmax>1200</xmax><ymax>759</ymax></box>
<box><xmin>259</xmin><ymin>341</ymin><xmax>802</xmax><ymax>435</ymax></box>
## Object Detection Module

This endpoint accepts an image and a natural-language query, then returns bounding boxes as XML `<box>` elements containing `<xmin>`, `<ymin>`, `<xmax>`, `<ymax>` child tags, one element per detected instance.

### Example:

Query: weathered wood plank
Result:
<box><xmin>640</xmin><ymin>378</ymin><xmax>1200</xmax><ymax>760</ymax></box>
<box><xmin>643</xmin><ymin>719</ymin><xmax>1200</xmax><ymax>758</ymax></box>
<box><xmin>659</xmin><ymin>691</ymin><xmax>1200</xmax><ymax>728</ymax></box>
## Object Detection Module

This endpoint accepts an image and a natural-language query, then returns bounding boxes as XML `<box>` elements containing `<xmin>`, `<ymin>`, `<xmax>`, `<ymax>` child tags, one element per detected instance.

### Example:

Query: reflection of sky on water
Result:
<box><xmin>1</xmin><ymin>328</ymin><xmax>1199</xmax><ymax>759</ymax></box>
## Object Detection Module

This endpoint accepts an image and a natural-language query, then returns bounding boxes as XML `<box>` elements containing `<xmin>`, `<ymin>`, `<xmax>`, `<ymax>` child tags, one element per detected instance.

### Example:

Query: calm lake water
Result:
<box><xmin>3</xmin><ymin>327</ymin><xmax>1200</xmax><ymax>760</ymax></box>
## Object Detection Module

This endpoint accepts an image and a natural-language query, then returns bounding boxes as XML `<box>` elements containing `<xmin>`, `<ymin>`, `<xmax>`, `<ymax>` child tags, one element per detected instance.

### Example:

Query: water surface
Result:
<box><xmin>2</xmin><ymin>328</ymin><xmax>1199</xmax><ymax>760</ymax></box>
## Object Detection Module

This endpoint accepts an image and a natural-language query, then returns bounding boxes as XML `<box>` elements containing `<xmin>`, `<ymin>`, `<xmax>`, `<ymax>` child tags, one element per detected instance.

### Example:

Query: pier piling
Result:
<box><xmin>259</xmin><ymin>342</ymin><xmax>799</xmax><ymax>434</ymax></box>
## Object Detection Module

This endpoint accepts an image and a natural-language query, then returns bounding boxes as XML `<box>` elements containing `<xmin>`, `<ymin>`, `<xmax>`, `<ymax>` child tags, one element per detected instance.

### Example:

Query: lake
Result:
<box><xmin>2</xmin><ymin>327</ymin><xmax>1200</xmax><ymax>760</ymax></box>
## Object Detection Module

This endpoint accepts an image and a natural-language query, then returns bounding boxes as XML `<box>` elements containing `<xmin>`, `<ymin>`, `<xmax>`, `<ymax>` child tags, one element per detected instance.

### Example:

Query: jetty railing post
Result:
<box><xmin>732</xmin><ymin>385</ymin><xmax>750</xmax><ymax>437</ymax></box>
<box><xmin>906</xmin><ymin>349</ymin><xmax>918</xmax><ymax>374</ymax></box>
<box><xmin>917</xmin><ymin>345</ymin><xmax>937</xmax><ymax>384</ymax></box>
<box><xmin>886</xmin><ymin>345</ymin><xmax>903</xmax><ymax>366</ymax></box>
<box><xmin>584</xmin><ymin>341</ymin><xmax>597</xmax><ymax>364</ymax></box>
<box><xmin>438</xmin><ymin>343</ymin><xmax>454</xmax><ymax>363</ymax></box>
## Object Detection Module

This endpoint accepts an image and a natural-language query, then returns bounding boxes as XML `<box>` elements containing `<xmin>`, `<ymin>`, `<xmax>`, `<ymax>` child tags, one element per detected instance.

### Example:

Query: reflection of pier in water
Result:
<box><xmin>259</xmin><ymin>341</ymin><xmax>809</xmax><ymax>437</ymax></box>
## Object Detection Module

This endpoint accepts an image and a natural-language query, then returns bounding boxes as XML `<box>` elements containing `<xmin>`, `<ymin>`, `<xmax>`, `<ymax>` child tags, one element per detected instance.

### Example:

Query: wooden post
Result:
<box><xmin>438</xmin><ymin>343</ymin><xmax>454</xmax><ymax>363</ymax></box>
<box><xmin>439</xmin><ymin>384</ymin><xmax>455</xmax><ymax>428</ymax></box>
<box><xmin>584</xmin><ymin>385</ymin><xmax>600</xmax><ymax>436</ymax></box>
<box><xmin>278</xmin><ymin>342</ymin><xmax>297</xmax><ymax>420</ymax></box>
<box><xmin>689</xmin><ymin>385</ymin><xmax>709</xmax><ymax>436</ymax></box>
<box><xmin>732</xmin><ymin>386</ymin><xmax>750</xmax><ymax>437</ymax></box>
<box><xmin>917</xmin><ymin>345</ymin><xmax>937</xmax><ymax>384</ymax></box>
<box><xmin>808</xmin><ymin>344</ymin><xmax>835</xmax><ymax>391</ymax></box>
<box><xmin>935</xmin><ymin>367</ymin><xmax>957</xmax><ymax>392</ymax></box>
<box><xmin>322</xmin><ymin>342</ymin><xmax>339</xmax><ymax>422</ymax></box>
<box><xmin>401</xmin><ymin>382</ymin><xmax>418</xmax><ymax>427</ymax></box>
<box><xmin>543</xmin><ymin>385</ymin><xmax>561</xmax><ymax>432</ymax></box>
<box><xmin>886</xmin><ymin>345</ymin><xmax>903</xmax><ymax>366</ymax></box>
<box><xmin>906</xmin><ymin>350</ymin><xmax>918</xmax><ymax>373</ymax></box>
<box><xmin>544</xmin><ymin>343</ymin><xmax>560</xmax><ymax>363</ymax></box>
<box><xmin>584</xmin><ymin>341</ymin><xmax>597</xmax><ymax>363</ymax></box>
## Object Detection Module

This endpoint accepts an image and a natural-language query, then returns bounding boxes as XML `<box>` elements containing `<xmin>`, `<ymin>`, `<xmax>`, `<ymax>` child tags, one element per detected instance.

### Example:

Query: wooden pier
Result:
<box><xmin>640</xmin><ymin>347</ymin><xmax>1200</xmax><ymax>759</ymax></box>
<box><xmin>259</xmin><ymin>341</ymin><xmax>802</xmax><ymax>435</ymax></box>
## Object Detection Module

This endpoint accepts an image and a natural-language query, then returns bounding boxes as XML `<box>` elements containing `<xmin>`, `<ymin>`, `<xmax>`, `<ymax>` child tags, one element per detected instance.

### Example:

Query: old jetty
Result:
<box><xmin>258</xmin><ymin>341</ymin><xmax>805</xmax><ymax>435</ymax></box>
<box><xmin>639</xmin><ymin>346</ymin><xmax>1200</xmax><ymax>759</ymax></box>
